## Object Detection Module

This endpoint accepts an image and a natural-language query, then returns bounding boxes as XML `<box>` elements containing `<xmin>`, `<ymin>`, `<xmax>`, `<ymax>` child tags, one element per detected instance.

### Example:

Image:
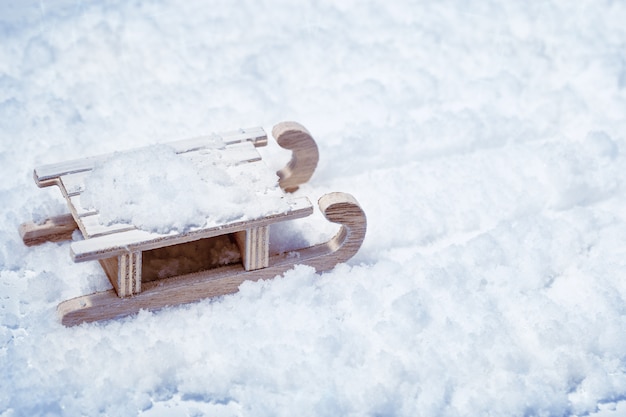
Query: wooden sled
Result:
<box><xmin>20</xmin><ymin>122</ymin><xmax>366</xmax><ymax>326</ymax></box>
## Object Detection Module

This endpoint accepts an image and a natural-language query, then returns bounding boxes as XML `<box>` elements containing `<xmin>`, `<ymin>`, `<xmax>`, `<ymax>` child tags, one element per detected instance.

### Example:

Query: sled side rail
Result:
<box><xmin>70</xmin><ymin>197</ymin><xmax>314</xmax><ymax>263</ymax></box>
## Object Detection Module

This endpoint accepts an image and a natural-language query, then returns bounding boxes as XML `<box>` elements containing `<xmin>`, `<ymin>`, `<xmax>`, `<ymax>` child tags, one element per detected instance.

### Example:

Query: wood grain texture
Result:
<box><xmin>272</xmin><ymin>121</ymin><xmax>319</xmax><ymax>192</ymax></box>
<box><xmin>99</xmin><ymin>258</ymin><xmax>119</xmax><ymax>293</ymax></box>
<box><xmin>34</xmin><ymin>127</ymin><xmax>268</xmax><ymax>186</ymax></box>
<box><xmin>58</xmin><ymin>191</ymin><xmax>367</xmax><ymax>326</ymax></box>
<box><xmin>19</xmin><ymin>214</ymin><xmax>78</xmax><ymax>246</ymax></box>
<box><xmin>70</xmin><ymin>197</ymin><xmax>313</xmax><ymax>262</ymax></box>
<box><xmin>118</xmin><ymin>251</ymin><xmax>142</xmax><ymax>297</ymax></box>
<box><xmin>234</xmin><ymin>226</ymin><xmax>269</xmax><ymax>271</ymax></box>
<box><xmin>59</xmin><ymin>144</ymin><xmax>268</xmax><ymax>240</ymax></box>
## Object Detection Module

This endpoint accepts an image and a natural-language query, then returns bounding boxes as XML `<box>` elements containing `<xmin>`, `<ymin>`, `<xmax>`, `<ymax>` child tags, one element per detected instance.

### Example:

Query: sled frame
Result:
<box><xmin>20</xmin><ymin>122</ymin><xmax>367</xmax><ymax>326</ymax></box>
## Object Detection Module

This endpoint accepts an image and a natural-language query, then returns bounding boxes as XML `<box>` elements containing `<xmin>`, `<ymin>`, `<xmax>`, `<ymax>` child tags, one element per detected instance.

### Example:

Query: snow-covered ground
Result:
<box><xmin>2</xmin><ymin>0</ymin><xmax>626</xmax><ymax>416</ymax></box>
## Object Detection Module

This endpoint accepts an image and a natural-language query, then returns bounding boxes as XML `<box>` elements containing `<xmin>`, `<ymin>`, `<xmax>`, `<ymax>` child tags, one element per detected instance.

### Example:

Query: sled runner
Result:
<box><xmin>19</xmin><ymin>122</ymin><xmax>366</xmax><ymax>326</ymax></box>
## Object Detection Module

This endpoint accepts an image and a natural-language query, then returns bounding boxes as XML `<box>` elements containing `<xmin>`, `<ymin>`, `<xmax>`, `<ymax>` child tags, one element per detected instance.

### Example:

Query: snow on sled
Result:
<box><xmin>20</xmin><ymin>122</ymin><xmax>367</xmax><ymax>326</ymax></box>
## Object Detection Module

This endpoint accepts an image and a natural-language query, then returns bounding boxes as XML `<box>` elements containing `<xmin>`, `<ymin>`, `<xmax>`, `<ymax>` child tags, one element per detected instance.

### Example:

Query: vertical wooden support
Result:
<box><xmin>234</xmin><ymin>226</ymin><xmax>269</xmax><ymax>271</ymax></box>
<box><xmin>117</xmin><ymin>251</ymin><xmax>142</xmax><ymax>297</ymax></box>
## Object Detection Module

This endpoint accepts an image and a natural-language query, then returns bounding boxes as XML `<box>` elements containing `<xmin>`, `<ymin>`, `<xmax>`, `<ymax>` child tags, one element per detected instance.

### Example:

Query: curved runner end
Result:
<box><xmin>272</xmin><ymin>121</ymin><xmax>319</xmax><ymax>192</ymax></box>
<box><xmin>298</xmin><ymin>192</ymin><xmax>367</xmax><ymax>271</ymax></box>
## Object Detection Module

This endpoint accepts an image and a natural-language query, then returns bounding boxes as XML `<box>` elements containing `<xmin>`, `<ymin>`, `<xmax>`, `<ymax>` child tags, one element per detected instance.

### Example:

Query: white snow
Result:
<box><xmin>81</xmin><ymin>143</ymin><xmax>289</xmax><ymax>233</ymax></box>
<box><xmin>2</xmin><ymin>0</ymin><xmax>626</xmax><ymax>416</ymax></box>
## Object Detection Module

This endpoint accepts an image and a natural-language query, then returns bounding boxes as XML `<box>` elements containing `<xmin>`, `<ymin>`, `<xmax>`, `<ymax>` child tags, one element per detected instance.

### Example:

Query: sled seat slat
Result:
<box><xmin>35</xmin><ymin>127</ymin><xmax>268</xmax><ymax>186</ymax></box>
<box><xmin>61</xmin><ymin>172</ymin><xmax>89</xmax><ymax>197</ymax></box>
<box><xmin>78</xmin><ymin>214</ymin><xmax>136</xmax><ymax>239</ymax></box>
<box><xmin>70</xmin><ymin>197</ymin><xmax>314</xmax><ymax>263</ymax></box>
<box><xmin>176</xmin><ymin>141</ymin><xmax>264</xmax><ymax>166</ymax></box>
<box><xmin>68</xmin><ymin>195</ymin><xmax>97</xmax><ymax>217</ymax></box>
<box><xmin>53</xmin><ymin>141</ymin><xmax>263</xmax><ymax>200</ymax></box>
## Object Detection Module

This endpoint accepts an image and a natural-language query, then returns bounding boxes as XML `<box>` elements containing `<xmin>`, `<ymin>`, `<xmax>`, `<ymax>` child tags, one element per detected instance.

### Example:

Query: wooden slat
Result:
<box><xmin>117</xmin><ymin>251</ymin><xmax>142</xmax><ymax>297</ymax></box>
<box><xmin>52</xmin><ymin>142</ymin><xmax>270</xmax><ymax>244</ymax></box>
<box><xmin>220</xmin><ymin>127</ymin><xmax>267</xmax><ymax>147</ymax></box>
<box><xmin>68</xmin><ymin>195</ymin><xmax>97</xmax><ymax>217</ymax></box>
<box><xmin>35</xmin><ymin>127</ymin><xmax>268</xmax><ymax>185</ymax></box>
<box><xmin>171</xmin><ymin>127</ymin><xmax>267</xmax><ymax>153</ymax></box>
<box><xmin>78</xmin><ymin>214</ymin><xmax>136</xmax><ymax>239</ymax></box>
<box><xmin>70</xmin><ymin>197</ymin><xmax>313</xmax><ymax>262</ymax></box>
<box><xmin>179</xmin><ymin>141</ymin><xmax>262</xmax><ymax>166</ymax></box>
<box><xmin>35</xmin><ymin>155</ymin><xmax>101</xmax><ymax>186</ymax></box>
<box><xmin>19</xmin><ymin>214</ymin><xmax>78</xmax><ymax>246</ymax></box>
<box><xmin>225</xmin><ymin>158</ymin><xmax>270</xmax><ymax>181</ymax></box>
<box><xmin>54</xmin><ymin>143</ymin><xmax>261</xmax><ymax>203</ymax></box>
<box><xmin>225</xmin><ymin>142</ymin><xmax>263</xmax><ymax>164</ymax></box>
<box><xmin>168</xmin><ymin>134</ymin><xmax>224</xmax><ymax>153</ymax></box>
<box><xmin>59</xmin><ymin>172</ymin><xmax>89</xmax><ymax>196</ymax></box>
<box><xmin>55</xmin><ymin>142</ymin><xmax>261</xmax><ymax>200</ymax></box>
<box><xmin>57</xmin><ymin>191</ymin><xmax>367</xmax><ymax>326</ymax></box>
